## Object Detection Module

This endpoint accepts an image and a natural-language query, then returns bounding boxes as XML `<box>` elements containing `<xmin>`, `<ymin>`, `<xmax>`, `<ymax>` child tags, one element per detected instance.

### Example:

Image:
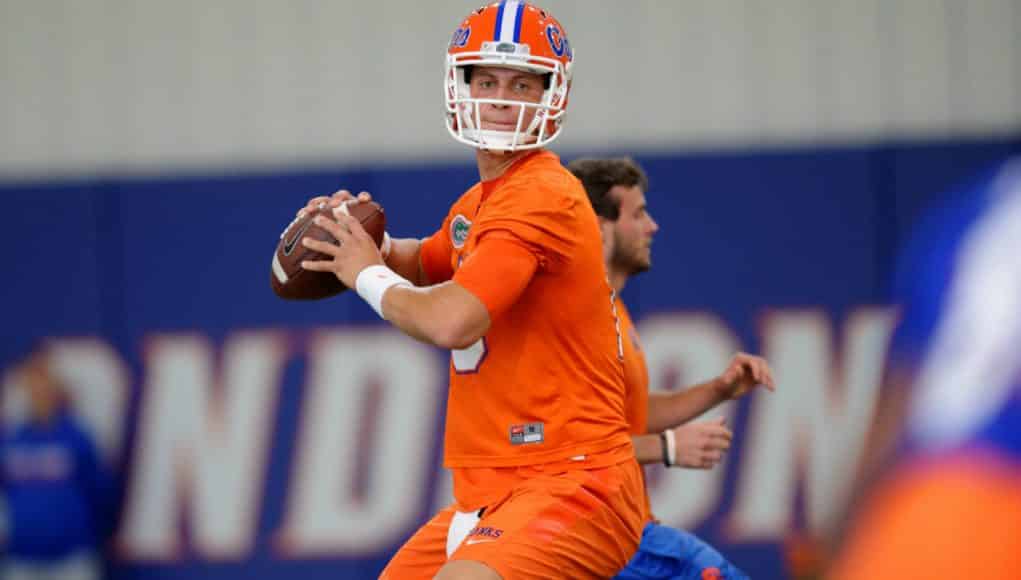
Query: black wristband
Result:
<box><xmin>659</xmin><ymin>430</ymin><xmax>671</xmax><ymax>467</ymax></box>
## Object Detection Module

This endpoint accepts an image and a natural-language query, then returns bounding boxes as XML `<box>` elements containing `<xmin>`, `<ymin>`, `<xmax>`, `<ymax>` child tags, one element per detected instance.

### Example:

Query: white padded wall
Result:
<box><xmin>1</xmin><ymin>0</ymin><xmax>1018</xmax><ymax>178</ymax></box>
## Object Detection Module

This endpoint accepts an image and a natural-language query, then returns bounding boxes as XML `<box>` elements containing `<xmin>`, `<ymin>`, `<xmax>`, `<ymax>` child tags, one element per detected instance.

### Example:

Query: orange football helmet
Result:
<box><xmin>445</xmin><ymin>1</ymin><xmax>574</xmax><ymax>151</ymax></box>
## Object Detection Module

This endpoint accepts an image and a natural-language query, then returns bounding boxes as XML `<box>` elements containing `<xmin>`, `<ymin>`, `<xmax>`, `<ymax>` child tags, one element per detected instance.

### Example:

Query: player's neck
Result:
<box><xmin>607</xmin><ymin>267</ymin><xmax>628</xmax><ymax>294</ymax></box>
<box><xmin>476</xmin><ymin>149</ymin><xmax>536</xmax><ymax>181</ymax></box>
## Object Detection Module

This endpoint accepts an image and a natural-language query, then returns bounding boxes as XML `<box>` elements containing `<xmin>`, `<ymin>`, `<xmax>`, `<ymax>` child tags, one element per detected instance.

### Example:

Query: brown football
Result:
<box><xmin>270</xmin><ymin>200</ymin><xmax>386</xmax><ymax>300</ymax></box>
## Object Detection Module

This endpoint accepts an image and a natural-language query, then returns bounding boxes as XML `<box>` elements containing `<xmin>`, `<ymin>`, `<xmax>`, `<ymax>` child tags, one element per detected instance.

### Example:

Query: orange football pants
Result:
<box><xmin>379</xmin><ymin>458</ymin><xmax>646</xmax><ymax>579</ymax></box>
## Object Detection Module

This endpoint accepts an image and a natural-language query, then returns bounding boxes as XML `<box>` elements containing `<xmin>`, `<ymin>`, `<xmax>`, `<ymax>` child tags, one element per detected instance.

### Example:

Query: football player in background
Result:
<box><xmin>1</xmin><ymin>345</ymin><xmax>115</xmax><ymax>580</ymax></box>
<box><xmin>297</xmin><ymin>3</ymin><xmax>647</xmax><ymax>579</ymax></box>
<box><xmin>570</xmin><ymin>157</ymin><xmax>774</xmax><ymax>580</ymax></box>
<box><xmin>830</xmin><ymin>157</ymin><xmax>1021</xmax><ymax>578</ymax></box>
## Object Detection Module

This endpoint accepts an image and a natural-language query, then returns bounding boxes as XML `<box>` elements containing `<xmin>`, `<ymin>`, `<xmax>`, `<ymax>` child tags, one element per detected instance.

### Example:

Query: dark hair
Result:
<box><xmin>566</xmin><ymin>157</ymin><xmax>649</xmax><ymax>221</ymax></box>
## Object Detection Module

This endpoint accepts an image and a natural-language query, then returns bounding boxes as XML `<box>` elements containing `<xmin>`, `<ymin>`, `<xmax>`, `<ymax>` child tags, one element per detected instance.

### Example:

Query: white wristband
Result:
<box><xmin>663</xmin><ymin>428</ymin><xmax>677</xmax><ymax>467</ymax></box>
<box><xmin>355</xmin><ymin>264</ymin><xmax>411</xmax><ymax>319</ymax></box>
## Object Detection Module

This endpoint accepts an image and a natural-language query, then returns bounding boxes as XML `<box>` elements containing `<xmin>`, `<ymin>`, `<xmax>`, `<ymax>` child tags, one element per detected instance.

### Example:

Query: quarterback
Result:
<box><xmin>300</xmin><ymin>3</ymin><xmax>645</xmax><ymax>578</ymax></box>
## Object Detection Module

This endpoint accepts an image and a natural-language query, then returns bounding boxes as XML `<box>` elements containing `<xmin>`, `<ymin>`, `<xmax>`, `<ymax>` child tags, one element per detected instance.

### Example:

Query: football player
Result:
<box><xmin>570</xmin><ymin>157</ymin><xmax>773</xmax><ymax>580</ymax></box>
<box><xmin>299</xmin><ymin>3</ymin><xmax>647</xmax><ymax>578</ymax></box>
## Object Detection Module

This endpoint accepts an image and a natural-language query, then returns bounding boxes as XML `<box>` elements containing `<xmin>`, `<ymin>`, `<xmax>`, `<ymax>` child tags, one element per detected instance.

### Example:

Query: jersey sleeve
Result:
<box><xmin>453</xmin><ymin>237</ymin><xmax>538</xmax><ymax>320</ymax></box>
<box><xmin>471</xmin><ymin>180</ymin><xmax>581</xmax><ymax>273</ymax></box>
<box><xmin>419</xmin><ymin>215</ymin><xmax>456</xmax><ymax>284</ymax></box>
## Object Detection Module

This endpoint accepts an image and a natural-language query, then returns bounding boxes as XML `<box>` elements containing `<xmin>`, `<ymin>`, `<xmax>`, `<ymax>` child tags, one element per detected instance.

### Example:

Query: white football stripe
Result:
<box><xmin>272</xmin><ymin>253</ymin><xmax>289</xmax><ymax>283</ymax></box>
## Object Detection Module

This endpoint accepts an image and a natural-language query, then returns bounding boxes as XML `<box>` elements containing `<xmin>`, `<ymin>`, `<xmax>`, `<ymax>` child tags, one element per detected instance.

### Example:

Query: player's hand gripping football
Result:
<box><xmin>673</xmin><ymin>417</ymin><xmax>732</xmax><ymax>469</ymax></box>
<box><xmin>715</xmin><ymin>352</ymin><xmax>776</xmax><ymax>400</ymax></box>
<box><xmin>299</xmin><ymin>193</ymin><xmax>384</xmax><ymax>289</ymax></box>
<box><xmin>297</xmin><ymin>189</ymin><xmax>372</xmax><ymax>217</ymax></box>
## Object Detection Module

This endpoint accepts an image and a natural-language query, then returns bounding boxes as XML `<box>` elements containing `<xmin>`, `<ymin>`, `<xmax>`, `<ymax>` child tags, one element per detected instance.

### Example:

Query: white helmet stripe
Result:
<box><xmin>496</xmin><ymin>1</ymin><xmax>523</xmax><ymax>43</ymax></box>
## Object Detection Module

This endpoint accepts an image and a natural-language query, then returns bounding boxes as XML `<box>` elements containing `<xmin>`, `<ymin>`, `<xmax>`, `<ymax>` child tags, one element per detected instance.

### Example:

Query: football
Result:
<box><xmin>270</xmin><ymin>200</ymin><xmax>386</xmax><ymax>300</ymax></box>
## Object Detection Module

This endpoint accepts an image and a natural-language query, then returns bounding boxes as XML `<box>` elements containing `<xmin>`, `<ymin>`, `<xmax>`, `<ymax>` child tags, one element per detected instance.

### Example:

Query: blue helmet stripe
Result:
<box><xmin>513</xmin><ymin>1</ymin><xmax>525</xmax><ymax>43</ymax></box>
<box><xmin>494</xmin><ymin>1</ymin><xmax>507</xmax><ymax>41</ymax></box>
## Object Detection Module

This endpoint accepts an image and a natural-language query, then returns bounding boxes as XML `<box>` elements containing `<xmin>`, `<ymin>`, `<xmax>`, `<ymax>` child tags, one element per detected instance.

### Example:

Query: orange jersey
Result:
<box><xmin>617</xmin><ymin>297</ymin><xmax>655</xmax><ymax>522</ymax></box>
<box><xmin>618</xmin><ymin>298</ymin><xmax>649</xmax><ymax>437</ymax></box>
<box><xmin>419</xmin><ymin>150</ymin><xmax>633</xmax><ymax>508</ymax></box>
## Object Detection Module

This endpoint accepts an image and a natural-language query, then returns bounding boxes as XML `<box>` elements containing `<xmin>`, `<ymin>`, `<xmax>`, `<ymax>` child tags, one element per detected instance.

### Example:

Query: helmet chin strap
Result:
<box><xmin>464</xmin><ymin>128</ymin><xmax>538</xmax><ymax>152</ymax></box>
<box><xmin>464</xmin><ymin>99</ymin><xmax>544</xmax><ymax>152</ymax></box>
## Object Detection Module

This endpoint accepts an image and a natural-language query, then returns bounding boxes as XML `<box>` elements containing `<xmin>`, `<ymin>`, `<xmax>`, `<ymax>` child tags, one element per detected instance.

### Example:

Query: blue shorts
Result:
<box><xmin>613</xmin><ymin>522</ymin><xmax>748</xmax><ymax>580</ymax></box>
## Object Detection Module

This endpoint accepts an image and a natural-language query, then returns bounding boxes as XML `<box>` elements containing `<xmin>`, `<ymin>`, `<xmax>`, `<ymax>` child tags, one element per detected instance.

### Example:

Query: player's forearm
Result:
<box><xmin>645</xmin><ymin>380</ymin><xmax>726</xmax><ymax>433</ymax></box>
<box><xmin>632</xmin><ymin>433</ymin><xmax>667</xmax><ymax>466</ymax></box>
<box><xmin>381</xmin><ymin>281</ymin><xmax>490</xmax><ymax>349</ymax></box>
<box><xmin>384</xmin><ymin>237</ymin><xmax>429</xmax><ymax>286</ymax></box>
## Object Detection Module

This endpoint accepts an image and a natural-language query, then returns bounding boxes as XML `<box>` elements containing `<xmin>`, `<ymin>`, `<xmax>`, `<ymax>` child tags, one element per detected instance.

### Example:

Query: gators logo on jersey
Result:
<box><xmin>450</xmin><ymin>214</ymin><xmax>472</xmax><ymax>249</ymax></box>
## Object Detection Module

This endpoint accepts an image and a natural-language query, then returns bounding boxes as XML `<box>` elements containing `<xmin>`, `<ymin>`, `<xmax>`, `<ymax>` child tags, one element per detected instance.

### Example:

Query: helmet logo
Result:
<box><xmin>450</xmin><ymin>26</ymin><xmax>471</xmax><ymax>49</ymax></box>
<box><xmin>545</xmin><ymin>24</ymin><xmax>571</xmax><ymax>59</ymax></box>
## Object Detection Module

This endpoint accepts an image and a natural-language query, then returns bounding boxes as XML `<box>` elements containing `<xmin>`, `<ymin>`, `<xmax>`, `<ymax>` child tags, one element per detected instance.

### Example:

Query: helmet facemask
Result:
<box><xmin>445</xmin><ymin>42</ymin><xmax>572</xmax><ymax>152</ymax></box>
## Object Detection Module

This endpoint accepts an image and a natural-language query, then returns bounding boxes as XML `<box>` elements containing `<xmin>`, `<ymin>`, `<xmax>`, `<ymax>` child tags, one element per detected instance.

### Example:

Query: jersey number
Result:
<box><xmin>452</xmin><ymin>337</ymin><xmax>488</xmax><ymax>373</ymax></box>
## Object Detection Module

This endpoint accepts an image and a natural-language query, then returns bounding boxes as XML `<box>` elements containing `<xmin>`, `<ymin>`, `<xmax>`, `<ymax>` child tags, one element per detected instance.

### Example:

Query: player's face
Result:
<box><xmin>609</xmin><ymin>185</ymin><xmax>658</xmax><ymax>275</ymax></box>
<box><xmin>20</xmin><ymin>354</ymin><xmax>62</xmax><ymax>420</ymax></box>
<box><xmin>468</xmin><ymin>66</ymin><xmax>545</xmax><ymax>133</ymax></box>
